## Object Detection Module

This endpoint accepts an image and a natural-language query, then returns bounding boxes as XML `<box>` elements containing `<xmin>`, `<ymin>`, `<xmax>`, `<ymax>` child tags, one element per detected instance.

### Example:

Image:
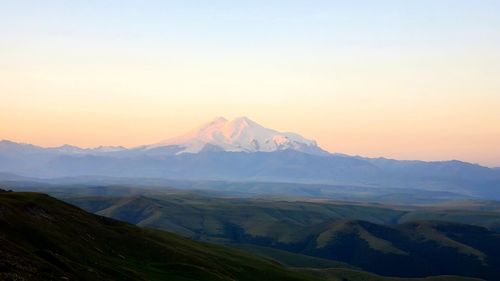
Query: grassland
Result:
<box><xmin>65</xmin><ymin>194</ymin><xmax>500</xmax><ymax>280</ymax></box>
<box><xmin>2</xmin><ymin>190</ymin><xmax>495</xmax><ymax>280</ymax></box>
<box><xmin>0</xmin><ymin>191</ymin><xmax>318</xmax><ymax>281</ymax></box>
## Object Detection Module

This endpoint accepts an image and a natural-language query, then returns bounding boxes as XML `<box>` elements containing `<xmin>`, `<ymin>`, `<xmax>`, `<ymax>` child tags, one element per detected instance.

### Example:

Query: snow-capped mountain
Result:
<box><xmin>1</xmin><ymin>122</ymin><xmax>500</xmax><ymax>199</ymax></box>
<box><xmin>147</xmin><ymin>117</ymin><xmax>327</xmax><ymax>155</ymax></box>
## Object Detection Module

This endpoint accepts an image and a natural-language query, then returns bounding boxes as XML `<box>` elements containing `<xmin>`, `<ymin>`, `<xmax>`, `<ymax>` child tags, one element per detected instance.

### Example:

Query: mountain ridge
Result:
<box><xmin>1</xmin><ymin>117</ymin><xmax>499</xmax><ymax>199</ymax></box>
<box><xmin>1</xmin><ymin>142</ymin><xmax>500</xmax><ymax>199</ymax></box>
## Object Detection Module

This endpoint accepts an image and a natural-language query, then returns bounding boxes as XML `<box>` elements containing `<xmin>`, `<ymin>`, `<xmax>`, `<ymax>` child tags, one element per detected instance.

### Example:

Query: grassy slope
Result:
<box><xmin>295</xmin><ymin>268</ymin><xmax>483</xmax><ymax>281</ymax></box>
<box><xmin>0</xmin><ymin>191</ymin><xmax>319</xmax><ymax>281</ymax></box>
<box><xmin>68</xmin><ymin>194</ymin><xmax>500</xmax><ymax>236</ymax></box>
<box><xmin>69</xmin><ymin>195</ymin><xmax>407</xmax><ymax>241</ymax></box>
<box><xmin>300</xmin><ymin>220</ymin><xmax>500</xmax><ymax>279</ymax></box>
<box><xmin>398</xmin><ymin>210</ymin><xmax>500</xmax><ymax>231</ymax></box>
<box><xmin>66</xmin><ymin>195</ymin><xmax>500</xmax><ymax>280</ymax></box>
<box><xmin>1</xmin><ymin>191</ymin><xmax>491</xmax><ymax>281</ymax></box>
<box><xmin>229</xmin><ymin>243</ymin><xmax>356</xmax><ymax>269</ymax></box>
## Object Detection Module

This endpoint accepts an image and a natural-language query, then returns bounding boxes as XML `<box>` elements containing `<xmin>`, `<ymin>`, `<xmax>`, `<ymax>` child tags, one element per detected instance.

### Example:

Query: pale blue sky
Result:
<box><xmin>2</xmin><ymin>1</ymin><xmax>499</xmax><ymax>52</ymax></box>
<box><xmin>1</xmin><ymin>1</ymin><xmax>500</xmax><ymax>166</ymax></box>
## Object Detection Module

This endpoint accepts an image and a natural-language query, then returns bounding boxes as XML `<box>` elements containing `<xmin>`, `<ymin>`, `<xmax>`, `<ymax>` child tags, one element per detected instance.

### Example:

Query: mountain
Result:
<box><xmin>0</xmin><ymin>117</ymin><xmax>324</xmax><ymax>156</ymax></box>
<box><xmin>145</xmin><ymin>116</ymin><xmax>327</xmax><ymax>155</ymax></box>
<box><xmin>1</xmin><ymin>149</ymin><xmax>499</xmax><ymax>199</ymax></box>
<box><xmin>1</xmin><ymin>117</ymin><xmax>499</xmax><ymax>199</ymax></box>
<box><xmin>0</xmin><ymin>190</ymin><xmax>321</xmax><ymax>281</ymax></box>
<box><xmin>0</xmin><ymin>140</ymin><xmax>125</xmax><ymax>156</ymax></box>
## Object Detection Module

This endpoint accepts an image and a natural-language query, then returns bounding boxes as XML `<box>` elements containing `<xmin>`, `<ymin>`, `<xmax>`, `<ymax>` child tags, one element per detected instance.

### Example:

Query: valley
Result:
<box><xmin>3</xmin><ymin>178</ymin><xmax>499</xmax><ymax>280</ymax></box>
<box><xmin>2</xmin><ymin>189</ymin><xmax>489</xmax><ymax>281</ymax></box>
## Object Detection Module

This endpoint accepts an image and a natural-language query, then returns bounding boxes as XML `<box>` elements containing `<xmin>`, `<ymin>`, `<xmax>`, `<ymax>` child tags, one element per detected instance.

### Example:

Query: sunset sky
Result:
<box><xmin>1</xmin><ymin>1</ymin><xmax>499</xmax><ymax>166</ymax></box>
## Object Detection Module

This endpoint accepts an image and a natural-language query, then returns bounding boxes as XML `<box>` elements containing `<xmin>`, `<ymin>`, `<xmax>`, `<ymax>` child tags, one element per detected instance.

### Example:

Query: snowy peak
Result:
<box><xmin>151</xmin><ymin>117</ymin><xmax>327</xmax><ymax>155</ymax></box>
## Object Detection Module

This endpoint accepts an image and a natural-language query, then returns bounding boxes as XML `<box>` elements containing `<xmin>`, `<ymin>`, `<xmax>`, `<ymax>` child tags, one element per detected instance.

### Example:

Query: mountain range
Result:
<box><xmin>1</xmin><ymin>117</ymin><xmax>499</xmax><ymax>199</ymax></box>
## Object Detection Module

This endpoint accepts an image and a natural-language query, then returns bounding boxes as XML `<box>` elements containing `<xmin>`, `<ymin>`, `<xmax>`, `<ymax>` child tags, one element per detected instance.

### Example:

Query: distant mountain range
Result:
<box><xmin>1</xmin><ymin>117</ymin><xmax>499</xmax><ymax>199</ymax></box>
<box><xmin>0</xmin><ymin>116</ymin><xmax>326</xmax><ymax>156</ymax></box>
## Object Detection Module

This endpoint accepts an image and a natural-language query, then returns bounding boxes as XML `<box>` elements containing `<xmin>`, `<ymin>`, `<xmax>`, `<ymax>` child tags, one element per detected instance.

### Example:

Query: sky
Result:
<box><xmin>1</xmin><ymin>0</ymin><xmax>499</xmax><ymax>166</ymax></box>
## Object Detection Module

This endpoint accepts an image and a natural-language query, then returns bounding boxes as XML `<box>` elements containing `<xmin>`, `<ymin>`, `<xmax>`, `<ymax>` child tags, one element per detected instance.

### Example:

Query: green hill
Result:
<box><xmin>0</xmin><ymin>191</ymin><xmax>318</xmax><ymax>281</ymax></box>
<box><xmin>65</xmin><ymin>194</ymin><xmax>500</xmax><ymax>280</ymax></box>
<box><xmin>294</xmin><ymin>268</ymin><xmax>484</xmax><ymax>281</ymax></box>
<box><xmin>68</xmin><ymin>195</ymin><xmax>407</xmax><ymax>240</ymax></box>
<box><xmin>0</xmin><ymin>190</ymin><xmax>490</xmax><ymax>281</ymax></box>
<box><xmin>300</xmin><ymin>220</ymin><xmax>500</xmax><ymax>279</ymax></box>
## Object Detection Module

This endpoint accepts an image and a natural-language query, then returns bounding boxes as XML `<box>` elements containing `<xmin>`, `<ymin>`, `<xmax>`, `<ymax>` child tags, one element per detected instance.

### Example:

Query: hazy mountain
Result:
<box><xmin>0</xmin><ymin>140</ymin><xmax>125</xmax><ymax>155</ymax></box>
<box><xmin>1</xmin><ymin>117</ymin><xmax>499</xmax><ymax>199</ymax></box>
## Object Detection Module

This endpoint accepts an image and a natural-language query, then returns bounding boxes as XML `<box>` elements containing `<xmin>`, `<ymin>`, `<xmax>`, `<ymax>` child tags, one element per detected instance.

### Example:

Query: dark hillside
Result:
<box><xmin>0</xmin><ymin>191</ymin><xmax>317</xmax><ymax>281</ymax></box>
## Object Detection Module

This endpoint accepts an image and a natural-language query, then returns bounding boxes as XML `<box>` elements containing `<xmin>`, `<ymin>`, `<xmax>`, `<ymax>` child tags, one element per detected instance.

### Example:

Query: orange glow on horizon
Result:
<box><xmin>1</xmin><ymin>1</ymin><xmax>499</xmax><ymax>167</ymax></box>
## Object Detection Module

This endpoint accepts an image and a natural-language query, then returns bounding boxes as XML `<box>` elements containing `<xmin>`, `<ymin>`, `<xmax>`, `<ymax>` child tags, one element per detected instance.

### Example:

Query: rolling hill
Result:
<box><xmin>0</xmin><ymin>190</ymin><xmax>319</xmax><ymax>281</ymax></box>
<box><xmin>64</xmin><ymin>194</ymin><xmax>500</xmax><ymax>280</ymax></box>
<box><xmin>1</xmin><ymin>189</ymin><xmax>489</xmax><ymax>281</ymax></box>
